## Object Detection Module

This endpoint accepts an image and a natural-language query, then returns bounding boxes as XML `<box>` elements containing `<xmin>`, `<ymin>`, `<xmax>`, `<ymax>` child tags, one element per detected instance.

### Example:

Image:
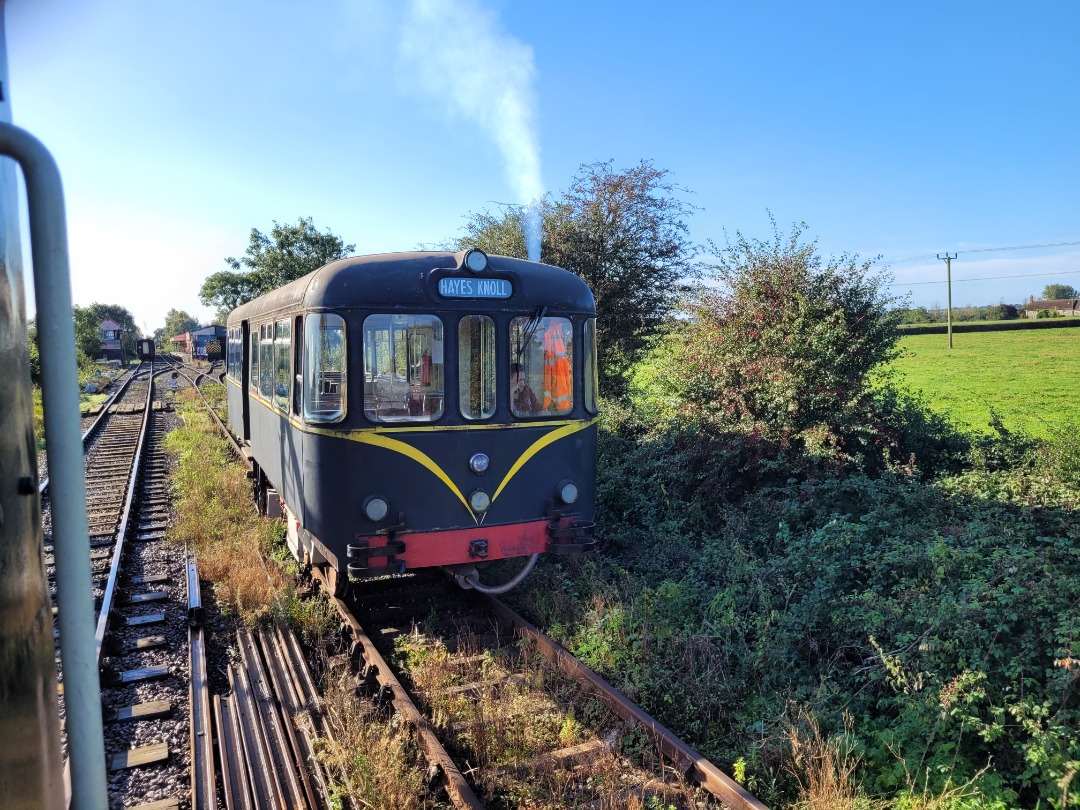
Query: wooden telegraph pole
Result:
<box><xmin>937</xmin><ymin>253</ymin><xmax>957</xmax><ymax>348</ymax></box>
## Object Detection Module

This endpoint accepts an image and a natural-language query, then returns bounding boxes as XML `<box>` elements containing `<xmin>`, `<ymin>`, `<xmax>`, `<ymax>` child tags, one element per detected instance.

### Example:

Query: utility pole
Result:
<box><xmin>937</xmin><ymin>253</ymin><xmax>957</xmax><ymax>348</ymax></box>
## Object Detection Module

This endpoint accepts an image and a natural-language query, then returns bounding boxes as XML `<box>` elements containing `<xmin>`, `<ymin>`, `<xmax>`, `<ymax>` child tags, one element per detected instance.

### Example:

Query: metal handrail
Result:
<box><xmin>0</xmin><ymin>121</ymin><xmax>108</xmax><ymax>809</ymax></box>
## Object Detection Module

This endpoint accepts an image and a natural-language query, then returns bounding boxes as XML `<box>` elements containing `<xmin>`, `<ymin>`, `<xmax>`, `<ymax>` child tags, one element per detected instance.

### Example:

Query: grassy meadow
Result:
<box><xmin>890</xmin><ymin>326</ymin><xmax>1080</xmax><ymax>437</ymax></box>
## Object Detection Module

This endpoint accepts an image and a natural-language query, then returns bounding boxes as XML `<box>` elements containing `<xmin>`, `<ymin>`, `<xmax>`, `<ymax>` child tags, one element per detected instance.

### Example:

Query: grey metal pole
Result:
<box><xmin>938</xmin><ymin>253</ymin><xmax>957</xmax><ymax>349</ymax></box>
<box><xmin>0</xmin><ymin>123</ymin><xmax>108</xmax><ymax>809</ymax></box>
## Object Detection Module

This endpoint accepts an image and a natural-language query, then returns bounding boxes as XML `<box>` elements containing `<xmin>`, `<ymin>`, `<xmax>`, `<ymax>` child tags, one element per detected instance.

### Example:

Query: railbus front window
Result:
<box><xmin>303</xmin><ymin>313</ymin><xmax>346</xmax><ymax>423</ymax></box>
<box><xmin>363</xmin><ymin>314</ymin><xmax>444</xmax><ymax>423</ymax></box>
<box><xmin>459</xmin><ymin>315</ymin><xmax>495</xmax><ymax>420</ymax></box>
<box><xmin>510</xmin><ymin>316</ymin><xmax>573</xmax><ymax>418</ymax></box>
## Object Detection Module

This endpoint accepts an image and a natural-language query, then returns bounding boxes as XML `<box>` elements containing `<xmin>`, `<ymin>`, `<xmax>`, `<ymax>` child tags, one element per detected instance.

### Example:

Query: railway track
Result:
<box><xmin>177</xmin><ymin>360</ymin><xmax>764</xmax><ymax>808</ymax></box>
<box><xmin>308</xmin><ymin>568</ymin><xmax>766</xmax><ymax>810</ymax></box>
<box><xmin>43</xmin><ymin>360</ymin><xmax>214</xmax><ymax>808</ymax></box>
<box><xmin>66</xmin><ymin>357</ymin><xmax>765</xmax><ymax>809</ymax></box>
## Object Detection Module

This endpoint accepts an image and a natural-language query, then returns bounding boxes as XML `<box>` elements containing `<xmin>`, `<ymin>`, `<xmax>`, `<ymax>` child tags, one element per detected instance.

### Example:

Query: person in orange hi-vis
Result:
<box><xmin>542</xmin><ymin>321</ymin><xmax>572</xmax><ymax>412</ymax></box>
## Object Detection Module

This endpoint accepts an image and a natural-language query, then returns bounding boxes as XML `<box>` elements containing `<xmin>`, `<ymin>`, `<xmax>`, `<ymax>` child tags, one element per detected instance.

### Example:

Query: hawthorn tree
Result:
<box><xmin>199</xmin><ymin>217</ymin><xmax>354</xmax><ymax>318</ymax></box>
<box><xmin>674</xmin><ymin>221</ymin><xmax>901</xmax><ymax>440</ymax></box>
<box><xmin>453</xmin><ymin>160</ymin><xmax>698</xmax><ymax>395</ymax></box>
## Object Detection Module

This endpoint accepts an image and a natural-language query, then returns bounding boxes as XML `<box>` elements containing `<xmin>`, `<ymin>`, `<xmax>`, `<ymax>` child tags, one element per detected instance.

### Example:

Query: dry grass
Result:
<box><xmin>786</xmin><ymin>709</ymin><xmax>874</xmax><ymax>810</ymax></box>
<box><xmin>316</xmin><ymin>674</ymin><xmax>435</xmax><ymax>810</ymax></box>
<box><xmin>400</xmin><ymin>626</ymin><xmax>703</xmax><ymax>809</ymax></box>
<box><xmin>163</xmin><ymin>390</ymin><xmax>292</xmax><ymax>624</ymax></box>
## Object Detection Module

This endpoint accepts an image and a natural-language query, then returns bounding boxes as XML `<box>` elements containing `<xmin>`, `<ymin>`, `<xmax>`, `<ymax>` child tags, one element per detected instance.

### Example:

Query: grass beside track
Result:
<box><xmin>163</xmin><ymin>386</ymin><xmax>435</xmax><ymax>809</ymax></box>
<box><xmin>890</xmin><ymin>328</ymin><xmax>1080</xmax><ymax>437</ymax></box>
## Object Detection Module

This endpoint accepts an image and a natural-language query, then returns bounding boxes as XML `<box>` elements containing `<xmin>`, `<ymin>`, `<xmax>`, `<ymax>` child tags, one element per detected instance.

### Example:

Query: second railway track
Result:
<box><xmin>44</xmin><ymin>359</ymin><xmax>215</xmax><ymax>808</ymax></box>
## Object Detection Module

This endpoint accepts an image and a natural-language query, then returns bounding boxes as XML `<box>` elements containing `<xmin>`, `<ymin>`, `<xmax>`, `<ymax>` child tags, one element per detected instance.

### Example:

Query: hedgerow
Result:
<box><xmin>512</xmin><ymin>224</ymin><xmax>1079</xmax><ymax>808</ymax></box>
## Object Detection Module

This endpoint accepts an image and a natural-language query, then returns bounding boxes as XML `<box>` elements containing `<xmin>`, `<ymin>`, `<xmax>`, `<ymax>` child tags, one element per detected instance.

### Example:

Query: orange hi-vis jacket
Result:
<box><xmin>543</xmin><ymin>323</ymin><xmax>572</xmax><ymax>412</ymax></box>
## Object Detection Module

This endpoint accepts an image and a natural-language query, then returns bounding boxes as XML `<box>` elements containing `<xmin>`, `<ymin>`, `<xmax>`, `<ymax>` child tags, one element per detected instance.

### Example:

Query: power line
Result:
<box><xmin>885</xmin><ymin>240</ymin><xmax>1080</xmax><ymax>265</ymax></box>
<box><xmin>889</xmin><ymin>269</ymin><xmax>1078</xmax><ymax>287</ymax></box>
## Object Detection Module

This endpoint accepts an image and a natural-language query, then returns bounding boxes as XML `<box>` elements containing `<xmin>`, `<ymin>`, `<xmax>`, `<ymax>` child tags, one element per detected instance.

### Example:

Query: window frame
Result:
<box><xmin>362</xmin><ymin>313</ymin><xmax>445</xmax><ymax>424</ymax></box>
<box><xmin>584</xmin><ymin>317</ymin><xmax>598</xmax><ymax>415</ymax></box>
<box><xmin>273</xmin><ymin>319</ymin><xmax>291</xmax><ymax>413</ymax></box>
<box><xmin>458</xmin><ymin>314</ymin><xmax>496</xmax><ymax>421</ymax></box>
<box><xmin>302</xmin><ymin>312</ymin><xmax>347</xmax><ymax>424</ymax></box>
<box><xmin>509</xmin><ymin>315</ymin><xmax>574</xmax><ymax>419</ymax></box>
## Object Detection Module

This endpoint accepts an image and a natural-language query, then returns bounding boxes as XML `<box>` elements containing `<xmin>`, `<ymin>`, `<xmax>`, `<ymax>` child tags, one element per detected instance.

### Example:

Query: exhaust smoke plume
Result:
<box><xmin>398</xmin><ymin>0</ymin><xmax>544</xmax><ymax>260</ymax></box>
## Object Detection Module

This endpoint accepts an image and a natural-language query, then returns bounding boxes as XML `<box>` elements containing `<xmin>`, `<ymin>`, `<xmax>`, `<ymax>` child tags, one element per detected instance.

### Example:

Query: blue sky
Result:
<box><xmin>8</xmin><ymin>0</ymin><xmax>1079</xmax><ymax>332</ymax></box>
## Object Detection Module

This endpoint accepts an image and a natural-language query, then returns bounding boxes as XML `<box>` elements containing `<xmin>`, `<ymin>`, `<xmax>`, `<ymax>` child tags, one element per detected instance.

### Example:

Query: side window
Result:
<box><xmin>293</xmin><ymin>315</ymin><xmax>303</xmax><ymax>416</ymax></box>
<box><xmin>259</xmin><ymin>323</ymin><xmax>273</xmax><ymax>398</ymax></box>
<box><xmin>363</xmin><ymin>314</ymin><xmax>444</xmax><ymax>423</ymax></box>
<box><xmin>249</xmin><ymin>328</ymin><xmax>260</xmax><ymax>394</ymax></box>
<box><xmin>459</xmin><ymin>315</ymin><xmax>495</xmax><ymax>420</ymax></box>
<box><xmin>584</xmin><ymin>317</ymin><xmax>598</xmax><ymax>414</ymax></box>
<box><xmin>303</xmin><ymin>314</ymin><xmax>346</xmax><ymax>423</ymax></box>
<box><xmin>274</xmin><ymin>319</ymin><xmax>291</xmax><ymax>412</ymax></box>
<box><xmin>228</xmin><ymin>328</ymin><xmax>240</xmax><ymax>380</ymax></box>
<box><xmin>510</xmin><ymin>316</ymin><xmax>573</xmax><ymax>418</ymax></box>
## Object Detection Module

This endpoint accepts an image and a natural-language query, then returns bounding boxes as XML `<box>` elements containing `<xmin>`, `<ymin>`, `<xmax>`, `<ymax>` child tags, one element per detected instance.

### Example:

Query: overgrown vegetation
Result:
<box><xmin>510</xmin><ymin>225</ymin><xmax>1080</xmax><ymax>809</ymax></box>
<box><xmin>164</xmin><ymin>387</ymin><xmax>426</xmax><ymax>805</ymax></box>
<box><xmin>164</xmin><ymin>390</ymin><xmax>292</xmax><ymax>623</ymax></box>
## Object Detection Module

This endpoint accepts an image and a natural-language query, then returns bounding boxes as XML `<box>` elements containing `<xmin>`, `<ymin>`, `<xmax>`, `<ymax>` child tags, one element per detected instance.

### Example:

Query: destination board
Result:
<box><xmin>437</xmin><ymin>277</ymin><xmax>512</xmax><ymax>299</ymax></box>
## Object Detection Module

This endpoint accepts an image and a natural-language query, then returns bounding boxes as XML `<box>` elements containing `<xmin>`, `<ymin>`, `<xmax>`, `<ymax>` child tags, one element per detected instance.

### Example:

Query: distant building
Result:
<box><xmin>99</xmin><ymin>317</ymin><xmax>127</xmax><ymax>363</ymax></box>
<box><xmin>169</xmin><ymin>332</ymin><xmax>191</xmax><ymax>354</ymax></box>
<box><xmin>1024</xmin><ymin>296</ymin><xmax>1080</xmax><ymax>318</ymax></box>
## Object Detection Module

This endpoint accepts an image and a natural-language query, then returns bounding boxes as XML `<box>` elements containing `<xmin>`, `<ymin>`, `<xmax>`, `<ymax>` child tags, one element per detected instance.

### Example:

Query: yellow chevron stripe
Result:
<box><xmin>492</xmin><ymin>418</ymin><xmax>597</xmax><ymax>503</ymax></box>
<box><xmin>353</xmin><ymin>431</ymin><xmax>476</xmax><ymax>520</ymax></box>
<box><xmin>242</xmin><ymin>391</ymin><xmax>596</xmax><ymax>520</ymax></box>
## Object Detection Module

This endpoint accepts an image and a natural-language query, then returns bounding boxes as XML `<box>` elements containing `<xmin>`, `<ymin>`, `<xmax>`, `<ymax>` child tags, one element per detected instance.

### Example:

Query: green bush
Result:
<box><xmin>515</xmin><ymin>398</ymin><xmax>1079</xmax><ymax>808</ymax></box>
<box><xmin>673</xmin><ymin>222</ymin><xmax>901</xmax><ymax>444</ymax></box>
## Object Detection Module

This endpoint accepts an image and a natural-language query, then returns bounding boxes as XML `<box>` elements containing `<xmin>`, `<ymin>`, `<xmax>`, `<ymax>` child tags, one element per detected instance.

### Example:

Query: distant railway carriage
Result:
<box><xmin>137</xmin><ymin>338</ymin><xmax>155</xmax><ymax>361</ymax></box>
<box><xmin>225</xmin><ymin>250</ymin><xmax>598</xmax><ymax>594</ymax></box>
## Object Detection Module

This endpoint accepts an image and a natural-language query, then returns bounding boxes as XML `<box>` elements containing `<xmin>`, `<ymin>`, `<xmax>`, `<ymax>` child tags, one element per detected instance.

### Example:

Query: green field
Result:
<box><xmin>890</xmin><ymin>328</ymin><xmax>1080</xmax><ymax>437</ymax></box>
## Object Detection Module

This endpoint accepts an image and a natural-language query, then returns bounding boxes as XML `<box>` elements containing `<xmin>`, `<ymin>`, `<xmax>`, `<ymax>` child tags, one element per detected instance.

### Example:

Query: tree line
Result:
<box><xmin>897</xmin><ymin>284</ymin><xmax>1079</xmax><ymax>325</ymax></box>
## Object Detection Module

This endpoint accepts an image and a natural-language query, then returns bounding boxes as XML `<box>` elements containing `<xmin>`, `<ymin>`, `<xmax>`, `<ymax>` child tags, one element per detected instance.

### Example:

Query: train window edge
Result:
<box><xmin>584</xmin><ymin>316</ymin><xmax>598</xmax><ymax>415</ymax></box>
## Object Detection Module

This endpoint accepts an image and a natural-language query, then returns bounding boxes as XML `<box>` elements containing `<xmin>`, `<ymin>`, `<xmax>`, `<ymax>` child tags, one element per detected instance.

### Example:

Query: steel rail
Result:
<box><xmin>37</xmin><ymin>361</ymin><xmax>144</xmax><ymax>498</ymax></box>
<box><xmin>230</xmin><ymin>653</ymin><xmax>285</xmax><ymax>808</ymax></box>
<box><xmin>188</xmin><ymin>555</ymin><xmax>215</xmax><ymax>810</ymax></box>
<box><xmin>215</xmin><ymin>694</ymin><xmax>255</xmax><ymax>810</ymax></box>
<box><xmin>485</xmin><ymin>595</ymin><xmax>768</xmax><ymax>810</ymax></box>
<box><xmin>236</xmin><ymin>626</ymin><xmax>308</xmax><ymax>809</ymax></box>
<box><xmin>256</xmin><ymin>625</ymin><xmax>323</xmax><ymax>810</ymax></box>
<box><xmin>311</xmin><ymin>566</ymin><xmax>485</xmax><ymax>810</ymax></box>
<box><xmin>91</xmin><ymin>368</ymin><xmax>160</xmax><ymax>661</ymax></box>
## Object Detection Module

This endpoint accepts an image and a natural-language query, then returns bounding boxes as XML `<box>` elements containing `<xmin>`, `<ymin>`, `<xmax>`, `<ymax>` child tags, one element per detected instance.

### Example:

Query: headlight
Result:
<box><xmin>558</xmin><ymin>480</ymin><xmax>579</xmax><ymax>505</ymax></box>
<box><xmin>469</xmin><ymin>453</ymin><xmax>490</xmax><ymax>474</ymax></box>
<box><xmin>363</xmin><ymin>495</ymin><xmax>389</xmax><ymax>522</ymax></box>
<box><xmin>469</xmin><ymin>489</ymin><xmax>491</xmax><ymax>513</ymax></box>
<box><xmin>464</xmin><ymin>248</ymin><xmax>488</xmax><ymax>272</ymax></box>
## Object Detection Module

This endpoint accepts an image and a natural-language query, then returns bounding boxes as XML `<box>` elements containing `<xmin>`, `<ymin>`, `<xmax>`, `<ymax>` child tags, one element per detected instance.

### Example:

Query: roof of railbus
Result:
<box><xmin>226</xmin><ymin>251</ymin><xmax>595</xmax><ymax>326</ymax></box>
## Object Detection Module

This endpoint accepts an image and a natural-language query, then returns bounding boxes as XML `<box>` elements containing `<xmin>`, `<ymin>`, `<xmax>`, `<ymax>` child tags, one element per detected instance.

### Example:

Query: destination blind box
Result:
<box><xmin>437</xmin><ymin>276</ymin><xmax>513</xmax><ymax>299</ymax></box>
